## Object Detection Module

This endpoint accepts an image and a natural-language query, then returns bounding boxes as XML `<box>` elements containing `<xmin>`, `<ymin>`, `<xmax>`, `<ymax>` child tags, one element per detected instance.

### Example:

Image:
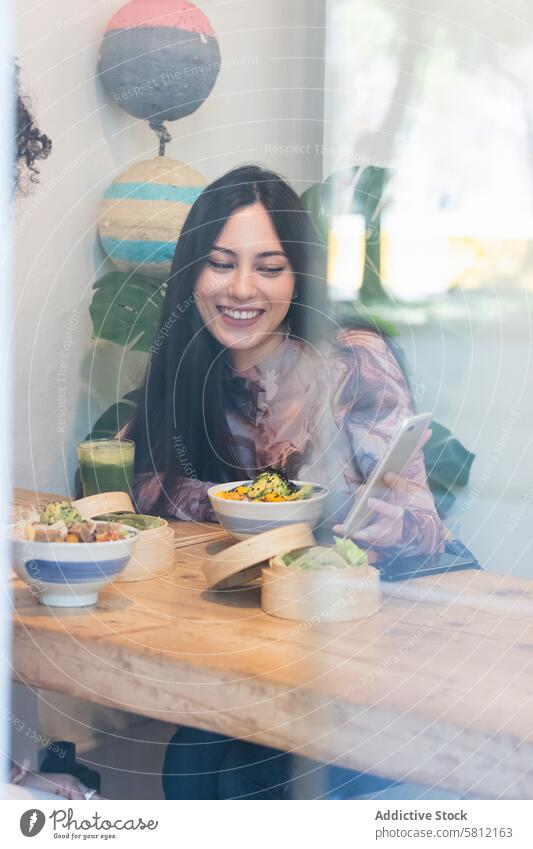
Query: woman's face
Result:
<box><xmin>194</xmin><ymin>203</ymin><xmax>295</xmax><ymax>366</ymax></box>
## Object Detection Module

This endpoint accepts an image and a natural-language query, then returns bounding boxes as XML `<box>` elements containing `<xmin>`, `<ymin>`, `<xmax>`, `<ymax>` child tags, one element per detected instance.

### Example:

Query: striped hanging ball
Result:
<box><xmin>98</xmin><ymin>0</ymin><xmax>221</xmax><ymax>126</ymax></box>
<box><xmin>98</xmin><ymin>157</ymin><xmax>206</xmax><ymax>280</ymax></box>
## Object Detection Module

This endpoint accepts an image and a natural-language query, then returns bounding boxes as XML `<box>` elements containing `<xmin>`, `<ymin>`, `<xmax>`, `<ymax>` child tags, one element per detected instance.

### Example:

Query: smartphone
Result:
<box><xmin>339</xmin><ymin>412</ymin><xmax>432</xmax><ymax>537</ymax></box>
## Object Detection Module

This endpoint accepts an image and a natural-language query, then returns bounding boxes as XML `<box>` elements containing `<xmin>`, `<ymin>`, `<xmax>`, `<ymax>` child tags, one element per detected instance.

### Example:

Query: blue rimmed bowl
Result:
<box><xmin>207</xmin><ymin>480</ymin><xmax>328</xmax><ymax>540</ymax></box>
<box><xmin>10</xmin><ymin>522</ymin><xmax>139</xmax><ymax>607</ymax></box>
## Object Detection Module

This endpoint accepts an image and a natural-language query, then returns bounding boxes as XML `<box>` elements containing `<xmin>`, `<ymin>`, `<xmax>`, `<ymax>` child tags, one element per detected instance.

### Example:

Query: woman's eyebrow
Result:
<box><xmin>210</xmin><ymin>246</ymin><xmax>286</xmax><ymax>259</ymax></box>
<box><xmin>211</xmin><ymin>245</ymin><xmax>236</xmax><ymax>255</ymax></box>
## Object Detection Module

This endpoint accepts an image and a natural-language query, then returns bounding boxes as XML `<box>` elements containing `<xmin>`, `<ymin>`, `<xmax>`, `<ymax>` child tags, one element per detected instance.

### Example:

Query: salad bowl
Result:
<box><xmin>208</xmin><ymin>479</ymin><xmax>328</xmax><ymax>539</ymax></box>
<box><xmin>11</xmin><ymin>521</ymin><xmax>139</xmax><ymax>607</ymax></box>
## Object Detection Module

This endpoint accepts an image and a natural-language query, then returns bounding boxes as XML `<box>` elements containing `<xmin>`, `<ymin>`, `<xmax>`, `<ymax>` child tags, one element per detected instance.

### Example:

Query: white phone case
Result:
<box><xmin>340</xmin><ymin>412</ymin><xmax>432</xmax><ymax>537</ymax></box>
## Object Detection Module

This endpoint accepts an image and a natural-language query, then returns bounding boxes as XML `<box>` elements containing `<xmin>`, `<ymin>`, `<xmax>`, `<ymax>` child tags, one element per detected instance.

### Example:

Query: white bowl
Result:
<box><xmin>207</xmin><ymin>480</ymin><xmax>328</xmax><ymax>540</ymax></box>
<box><xmin>10</xmin><ymin>523</ymin><xmax>139</xmax><ymax>607</ymax></box>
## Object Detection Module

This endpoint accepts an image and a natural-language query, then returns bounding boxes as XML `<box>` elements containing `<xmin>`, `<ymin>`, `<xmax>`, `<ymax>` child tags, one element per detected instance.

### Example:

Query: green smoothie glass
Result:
<box><xmin>77</xmin><ymin>438</ymin><xmax>135</xmax><ymax>497</ymax></box>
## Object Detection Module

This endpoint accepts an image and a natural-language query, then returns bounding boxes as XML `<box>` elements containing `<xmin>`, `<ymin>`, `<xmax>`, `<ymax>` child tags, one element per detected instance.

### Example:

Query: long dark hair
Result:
<box><xmin>128</xmin><ymin>164</ymin><xmax>404</xmax><ymax>509</ymax></box>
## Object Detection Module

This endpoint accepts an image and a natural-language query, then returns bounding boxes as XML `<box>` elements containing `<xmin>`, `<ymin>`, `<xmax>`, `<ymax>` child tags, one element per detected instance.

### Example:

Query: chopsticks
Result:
<box><xmin>173</xmin><ymin>529</ymin><xmax>231</xmax><ymax>549</ymax></box>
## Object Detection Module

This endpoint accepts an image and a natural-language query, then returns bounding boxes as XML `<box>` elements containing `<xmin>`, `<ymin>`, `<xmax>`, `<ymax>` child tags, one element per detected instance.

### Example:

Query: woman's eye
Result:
<box><xmin>258</xmin><ymin>266</ymin><xmax>286</xmax><ymax>276</ymax></box>
<box><xmin>208</xmin><ymin>259</ymin><xmax>233</xmax><ymax>271</ymax></box>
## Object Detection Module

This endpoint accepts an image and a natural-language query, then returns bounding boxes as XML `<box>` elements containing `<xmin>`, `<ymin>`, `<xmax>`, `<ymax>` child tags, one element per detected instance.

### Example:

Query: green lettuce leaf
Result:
<box><xmin>333</xmin><ymin>536</ymin><xmax>368</xmax><ymax>567</ymax></box>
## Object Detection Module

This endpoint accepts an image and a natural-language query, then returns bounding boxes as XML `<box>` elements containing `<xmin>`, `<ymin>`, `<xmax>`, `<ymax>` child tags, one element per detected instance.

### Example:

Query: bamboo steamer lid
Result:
<box><xmin>202</xmin><ymin>523</ymin><xmax>315</xmax><ymax>590</ymax></box>
<box><xmin>261</xmin><ymin>555</ymin><xmax>381</xmax><ymax>622</ymax></box>
<box><xmin>72</xmin><ymin>491</ymin><xmax>174</xmax><ymax>583</ymax></box>
<box><xmin>72</xmin><ymin>491</ymin><xmax>135</xmax><ymax>518</ymax></box>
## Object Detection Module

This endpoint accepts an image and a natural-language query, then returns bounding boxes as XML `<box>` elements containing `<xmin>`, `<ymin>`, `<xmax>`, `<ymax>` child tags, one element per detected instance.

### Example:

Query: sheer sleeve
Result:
<box><xmin>331</xmin><ymin>329</ymin><xmax>445</xmax><ymax>557</ymax></box>
<box><xmin>133</xmin><ymin>471</ymin><xmax>217</xmax><ymax>523</ymax></box>
<box><xmin>116</xmin><ymin>424</ymin><xmax>217</xmax><ymax>523</ymax></box>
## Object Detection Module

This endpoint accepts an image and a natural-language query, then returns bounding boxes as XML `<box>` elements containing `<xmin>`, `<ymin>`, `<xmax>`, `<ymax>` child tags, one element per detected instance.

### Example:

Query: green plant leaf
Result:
<box><xmin>301</xmin><ymin>166</ymin><xmax>391</xmax><ymax>303</ymax></box>
<box><xmin>90</xmin><ymin>271</ymin><xmax>164</xmax><ymax>352</ymax></box>
<box><xmin>424</xmin><ymin>420</ymin><xmax>475</xmax><ymax>510</ymax></box>
<box><xmin>86</xmin><ymin>389</ymin><xmax>141</xmax><ymax>440</ymax></box>
<box><xmin>429</xmin><ymin>483</ymin><xmax>458</xmax><ymax>518</ymax></box>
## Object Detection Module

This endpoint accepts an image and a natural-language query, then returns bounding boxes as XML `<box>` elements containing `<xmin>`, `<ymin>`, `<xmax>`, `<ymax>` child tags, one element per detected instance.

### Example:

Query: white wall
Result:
<box><xmin>13</xmin><ymin>0</ymin><xmax>326</xmax><ymax>496</ymax></box>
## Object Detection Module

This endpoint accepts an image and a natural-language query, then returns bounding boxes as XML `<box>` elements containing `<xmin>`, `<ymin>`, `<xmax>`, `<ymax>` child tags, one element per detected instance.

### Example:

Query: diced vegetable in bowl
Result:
<box><xmin>13</xmin><ymin>500</ymin><xmax>137</xmax><ymax>544</ymax></box>
<box><xmin>10</xmin><ymin>500</ymin><xmax>139</xmax><ymax>607</ymax></box>
<box><xmin>216</xmin><ymin>468</ymin><xmax>316</xmax><ymax>503</ymax></box>
<box><xmin>208</xmin><ymin>468</ymin><xmax>328</xmax><ymax>540</ymax></box>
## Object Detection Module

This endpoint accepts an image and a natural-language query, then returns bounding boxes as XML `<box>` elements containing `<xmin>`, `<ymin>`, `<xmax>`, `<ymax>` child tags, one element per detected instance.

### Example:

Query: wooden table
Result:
<box><xmin>10</xmin><ymin>489</ymin><xmax>533</xmax><ymax>798</ymax></box>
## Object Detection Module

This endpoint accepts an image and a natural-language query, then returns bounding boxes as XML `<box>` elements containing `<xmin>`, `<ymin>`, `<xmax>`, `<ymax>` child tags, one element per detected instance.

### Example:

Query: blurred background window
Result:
<box><xmin>323</xmin><ymin>0</ymin><xmax>533</xmax><ymax>576</ymax></box>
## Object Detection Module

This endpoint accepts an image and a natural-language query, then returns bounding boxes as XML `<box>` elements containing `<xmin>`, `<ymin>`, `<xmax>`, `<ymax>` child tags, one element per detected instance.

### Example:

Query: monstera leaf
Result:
<box><xmin>301</xmin><ymin>165</ymin><xmax>387</xmax><ymax>243</ymax></box>
<box><xmin>86</xmin><ymin>389</ymin><xmax>142</xmax><ymax>440</ymax></box>
<box><xmin>90</xmin><ymin>271</ymin><xmax>164</xmax><ymax>352</ymax></box>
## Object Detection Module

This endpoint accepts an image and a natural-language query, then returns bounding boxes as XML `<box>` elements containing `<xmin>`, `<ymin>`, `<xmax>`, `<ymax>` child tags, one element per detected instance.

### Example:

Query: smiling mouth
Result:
<box><xmin>217</xmin><ymin>306</ymin><xmax>265</xmax><ymax>321</ymax></box>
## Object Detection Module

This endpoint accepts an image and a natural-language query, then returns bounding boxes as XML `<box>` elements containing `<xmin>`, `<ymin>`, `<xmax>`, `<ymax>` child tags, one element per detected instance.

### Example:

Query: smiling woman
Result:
<box><xmin>193</xmin><ymin>203</ymin><xmax>297</xmax><ymax>370</ymax></box>
<box><xmin>125</xmin><ymin>163</ymin><xmax>330</xmax><ymax>509</ymax></box>
<box><xmin>124</xmin><ymin>163</ymin><xmax>443</xmax><ymax>560</ymax></box>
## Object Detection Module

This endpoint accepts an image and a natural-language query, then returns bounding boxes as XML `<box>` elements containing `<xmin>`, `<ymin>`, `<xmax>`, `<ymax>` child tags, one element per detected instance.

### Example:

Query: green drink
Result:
<box><xmin>77</xmin><ymin>439</ymin><xmax>135</xmax><ymax>497</ymax></box>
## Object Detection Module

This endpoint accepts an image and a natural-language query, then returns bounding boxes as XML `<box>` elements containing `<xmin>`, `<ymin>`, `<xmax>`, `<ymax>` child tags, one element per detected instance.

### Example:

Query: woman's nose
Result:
<box><xmin>225</xmin><ymin>269</ymin><xmax>257</xmax><ymax>301</ymax></box>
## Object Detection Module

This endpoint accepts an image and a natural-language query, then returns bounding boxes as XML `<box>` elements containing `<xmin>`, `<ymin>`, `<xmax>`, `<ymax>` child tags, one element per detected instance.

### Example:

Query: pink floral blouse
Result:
<box><xmin>130</xmin><ymin>329</ymin><xmax>445</xmax><ymax>556</ymax></box>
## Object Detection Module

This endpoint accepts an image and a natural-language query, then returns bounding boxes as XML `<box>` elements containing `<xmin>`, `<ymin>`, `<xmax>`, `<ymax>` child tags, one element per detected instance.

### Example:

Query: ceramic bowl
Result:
<box><xmin>207</xmin><ymin>480</ymin><xmax>328</xmax><ymax>540</ymax></box>
<box><xmin>10</xmin><ymin>522</ymin><xmax>139</xmax><ymax>607</ymax></box>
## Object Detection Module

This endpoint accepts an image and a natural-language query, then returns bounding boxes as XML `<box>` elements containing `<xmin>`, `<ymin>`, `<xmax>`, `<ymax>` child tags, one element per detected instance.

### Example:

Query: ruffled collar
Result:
<box><xmin>224</xmin><ymin>335</ymin><xmax>306</xmax><ymax>423</ymax></box>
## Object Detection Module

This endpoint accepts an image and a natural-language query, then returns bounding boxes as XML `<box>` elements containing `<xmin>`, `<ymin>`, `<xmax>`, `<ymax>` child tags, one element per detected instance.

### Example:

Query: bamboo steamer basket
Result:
<box><xmin>202</xmin><ymin>523</ymin><xmax>316</xmax><ymax>590</ymax></box>
<box><xmin>71</xmin><ymin>491</ymin><xmax>174</xmax><ymax>582</ymax></box>
<box><xmin>261</xmin><ymin>554</ymin><xmax>381</xmax><ymax>622</ymax></box>
<box><xmin>115</xmin><ymin>522</ymin><xmax>174</xmax><ymax>583</ymax></box>
<box><xmin>72</xmin><ymin>491</ymin><xmax>136</xmax><ymax>519</ymax></box>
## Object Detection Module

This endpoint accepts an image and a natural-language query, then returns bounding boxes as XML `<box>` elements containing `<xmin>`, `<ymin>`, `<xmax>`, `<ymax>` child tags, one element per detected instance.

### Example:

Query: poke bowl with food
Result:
<box><xmin>10</xmin><ymin>500</ymin><xmax>139</xmax><ymax>607</ymax></box>
<box><xmin>208</xmin><ymin>467</ymin><xmax>328</xmax><ymax>539</ymax></box>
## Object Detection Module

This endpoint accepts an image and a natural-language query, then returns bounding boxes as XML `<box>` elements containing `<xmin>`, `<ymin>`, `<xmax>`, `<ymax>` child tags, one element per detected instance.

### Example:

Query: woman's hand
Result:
<box><xmin>333</xmin><ymin>428</ymin><xmax>433</xmax><ymax>550</ymax></box>
<box><xmin>333</xmin><ymin>471</ymin><xmax>430</xmax><ymax>550</ymax></box>
<box><xmin>20</xmin><ymin>771</ymin><xmax>100</xmax><ymax>800</ymax></box>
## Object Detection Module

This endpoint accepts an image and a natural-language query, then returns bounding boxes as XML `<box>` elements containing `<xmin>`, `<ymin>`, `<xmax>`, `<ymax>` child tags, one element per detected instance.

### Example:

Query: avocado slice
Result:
<box><xmin>248</xmin><ymin>469</ymin><xmax>293</xmax><ymax>499</ymax></box>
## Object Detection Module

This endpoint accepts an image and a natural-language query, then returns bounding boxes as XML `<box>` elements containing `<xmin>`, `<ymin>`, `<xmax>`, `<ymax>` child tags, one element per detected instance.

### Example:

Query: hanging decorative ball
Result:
<box><xmin>98</xmin><ymin>0</ymin><xmax>221</xmax><ymax>152</ymax></box>
<box><xmin>98</xmin><ymin>157</ymin><xmax>206</xmax><ymax>280</ymax></box>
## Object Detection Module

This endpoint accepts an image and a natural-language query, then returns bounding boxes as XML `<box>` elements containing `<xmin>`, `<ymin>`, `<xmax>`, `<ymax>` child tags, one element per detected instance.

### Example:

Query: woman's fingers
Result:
<box><xmin>382</xmin><ymin>473</ymin><xmax>426</xmax><ymax>511</ymax></box>
<box><xmin>352</xmin><ymin>500</ymin><xmax>404</xmax><ymax>546</ymax></box>
<box><xmin>367</xmin><ymin>496</ymin><xmax>403</xmax><ymax>519</ymax></box>
<box><xmin>21</xmin><ymin>771</ymin><xmax>87</xmax><ymax>800</ymax></box>
<box><xmin>383</xmin><ymin>471</ymin><xmax>410</xmax><ymax>494</ymax></box>
<box><xmin>51</xmin><ymin>774</ymin><xmax>87</xmax><ymax>800</ymax></box>
<box><xmin>59</xmin><ymin>777</ymin><xmax>86</xmax><ymax>800</ymax></box>
<box><xmin>352</xmin><ymin>519</ymin><xmax>400</xmax><ymax>546</ymax></box>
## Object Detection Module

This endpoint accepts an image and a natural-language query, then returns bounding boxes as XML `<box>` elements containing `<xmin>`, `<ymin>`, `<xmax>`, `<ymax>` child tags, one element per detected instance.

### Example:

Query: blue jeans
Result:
<box><xmin>162</xmin><ymin>727</ymin><xmax>398</xmax><ymax>800</ymax></box>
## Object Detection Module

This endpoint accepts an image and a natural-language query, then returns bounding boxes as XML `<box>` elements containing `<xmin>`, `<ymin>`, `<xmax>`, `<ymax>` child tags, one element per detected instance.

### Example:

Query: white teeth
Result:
<box><xmin>221</xmin><ymin>308</ymin><xmax>261</xmax><ymax>320</ymax></box>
